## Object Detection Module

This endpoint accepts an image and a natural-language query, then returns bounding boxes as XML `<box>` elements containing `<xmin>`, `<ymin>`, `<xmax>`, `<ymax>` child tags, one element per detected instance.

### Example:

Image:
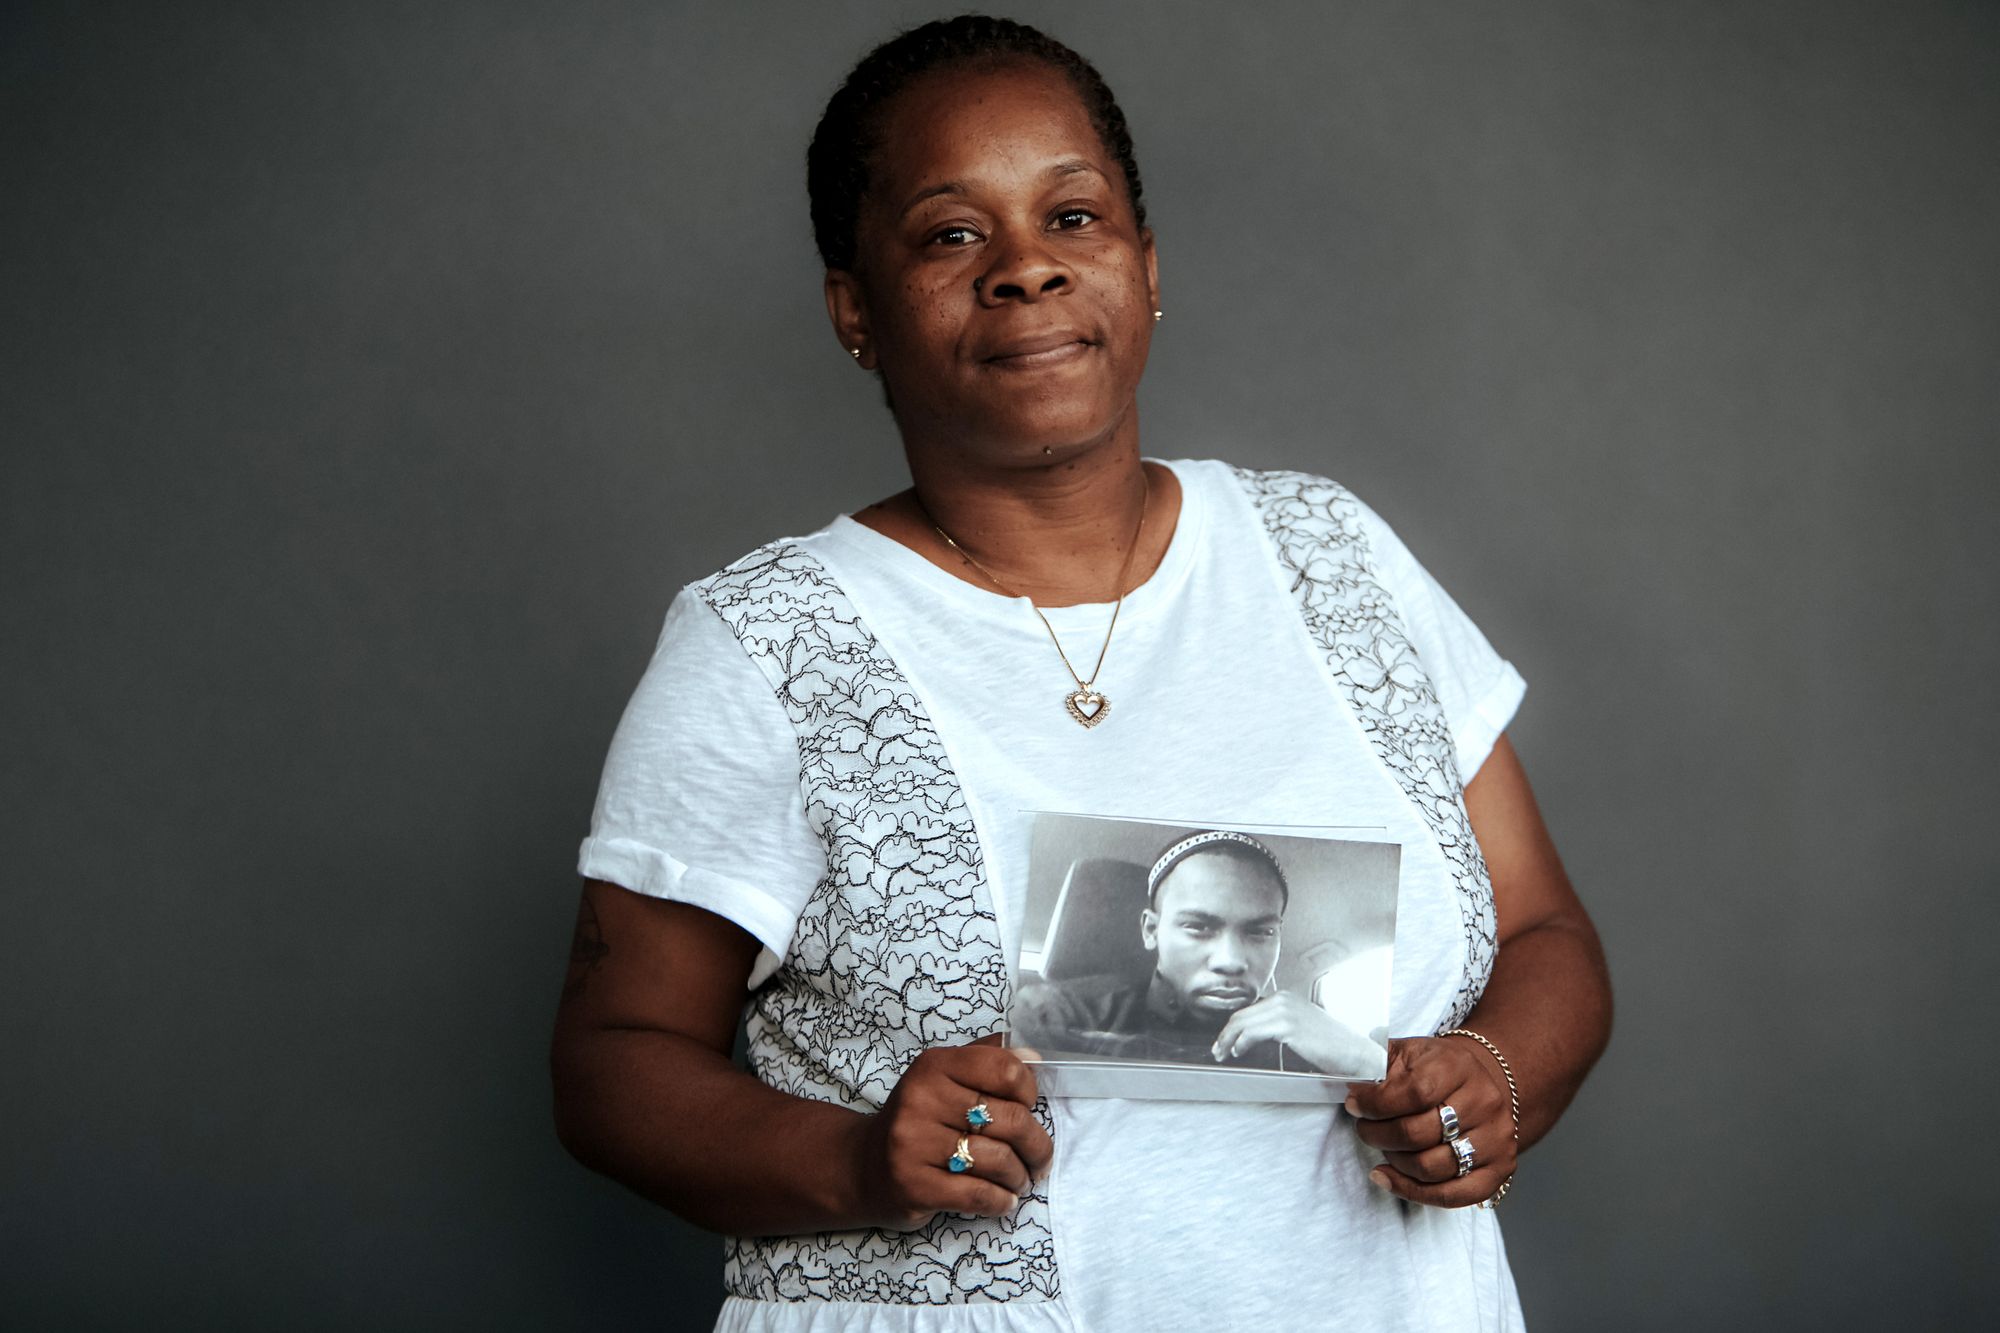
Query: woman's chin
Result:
<box><xmin>957</xmin><ymin>400</ymin><xmax>1135</xmax><ymax>463</ymax></box>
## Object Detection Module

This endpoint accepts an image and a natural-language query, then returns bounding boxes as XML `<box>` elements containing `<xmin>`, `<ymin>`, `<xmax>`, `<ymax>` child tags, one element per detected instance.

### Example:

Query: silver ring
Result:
<box><xmin>1437</xmin><ymin>1104</ymin><xmax>1461</xmax><ymax>1142</ymax></box>
<box><xmin>1450</xmin><ymin>1136</ymin><xmax>1476</xmax><ymax>1178</ymax></box>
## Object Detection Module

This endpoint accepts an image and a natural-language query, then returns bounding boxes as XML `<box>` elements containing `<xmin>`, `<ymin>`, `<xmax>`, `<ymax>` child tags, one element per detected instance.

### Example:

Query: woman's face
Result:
<box><xmin>830</xmin><ymin>61</ymin><xmax>1159</xmax><ymax>461</ymax></box>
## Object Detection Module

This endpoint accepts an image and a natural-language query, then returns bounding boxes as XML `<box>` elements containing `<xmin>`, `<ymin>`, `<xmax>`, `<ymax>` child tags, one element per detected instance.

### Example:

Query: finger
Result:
<box><xmin>887</xmin><ymin>1169</ymin><xmax>1027</xmax><ymax>1227</ymax></box>
<box><xmin>1353</xmin><ymin>1101</ymin><xmax>1458</xmax><ymax>1153</ymax></box>
<box><xmin>1345</xmin><ymin>1040</ymin><xmax>1457</xmax><ymax>1120</ymax></box>
<box><xmin>1378</xmin><ymin>1128</ymin><xmax>1518</xmax><ymax>1191</ymax></box>
<box><xmin>936</xmin><ymin>1043</ymin><xmax>1040</xmax><ymax>1108</ymax></box>
<box><xmin>1214</xmin><ymin>1009</ymin><xmax>1290</xmax><ymax>1060</ymax></box>
<box><xmin>938</xmin><ymin>1079</ymin><xmax>1053</xmax><ymax>1175</ymax></box>
<box><xmin>877</xmin><ymin>1113</ymin><xmax>1016</xmax><ymax>1227</ymax></box>
<box><xmin>1014</xmin><ymin>1099</ymin><xmax>1056</xmax><ymax>1177</ymax></box>
<box><xmin>935</xmin><ymin>1172</ymin><xmax>1031</xmax><ymax>1220</ymax></box>
<box><xmin>1221</xmin><ymin>1026</ymin><xmax>1286</xmax><ymax>1061</ymax></box>
<box><xmin>930</xmin><ymin>1125</ymin><xmax>1031</xmax><ymax>1195</ymax></box>
<box><xmin>1379</xmin><ymin>1143</ymin><xmax>1461</xmax><ymax>1185</ymax></box>
<box><xmin>1368</xmin><ymin>1161</ymin><xmax>1510</xmax><ymax>1210</ymax></box>
<box><xmin>903</xmin><ymin>1048</ymin><xmax>1037</xmax><ymax>1127</ymax></box>
<box><xmin>1220</xmin><ymin>997</ymin><xmax>1311</xmax><ymax>1058</ymax></box>
<box><xmin>935</xmin><ymin>1077</ymin><xmax>1012</xmax><ymax>1134</ymax></box>
<box><xmin>1211</xmin><ymin>1010</ymin><xmax>1248</xmax><ymax>1059</ymax></box>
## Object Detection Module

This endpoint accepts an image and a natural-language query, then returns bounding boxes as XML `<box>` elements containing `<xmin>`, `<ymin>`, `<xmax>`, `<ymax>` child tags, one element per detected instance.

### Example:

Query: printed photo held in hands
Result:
<box><xmin>1008</xmin><ymin>813</ymin><xmax>1399</xmax><ymax>1102</ymax></box>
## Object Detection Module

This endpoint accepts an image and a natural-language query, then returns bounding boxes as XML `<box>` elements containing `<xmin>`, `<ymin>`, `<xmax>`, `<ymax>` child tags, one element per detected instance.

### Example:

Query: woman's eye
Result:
<box><xmin>1053</xmin><ymin>209</ymin><xmax>1097</xmax><ymax>230</ymax></box>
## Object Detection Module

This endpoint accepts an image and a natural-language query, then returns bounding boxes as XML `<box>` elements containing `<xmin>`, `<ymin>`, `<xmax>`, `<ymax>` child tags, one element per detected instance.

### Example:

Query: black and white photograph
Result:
<box><xmin>1009</xmin><ymin>813</ymin><xmax>1399</xmax><ymax>1102</ymax></box>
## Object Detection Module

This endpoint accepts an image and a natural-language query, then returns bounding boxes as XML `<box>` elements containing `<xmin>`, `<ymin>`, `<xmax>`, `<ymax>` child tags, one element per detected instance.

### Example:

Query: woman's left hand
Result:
<box><xmin>1344</xmin><ymin>1034</ymin><xmax>1515</xmax><ymax>1208</ymax></box>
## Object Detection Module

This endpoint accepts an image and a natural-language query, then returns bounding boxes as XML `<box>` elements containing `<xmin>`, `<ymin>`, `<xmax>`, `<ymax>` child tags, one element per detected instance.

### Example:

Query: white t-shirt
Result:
<box><xmin>580</xmin><ymin>458</ymin><xmax>1529</xmax><ymax>1332</ymax></box>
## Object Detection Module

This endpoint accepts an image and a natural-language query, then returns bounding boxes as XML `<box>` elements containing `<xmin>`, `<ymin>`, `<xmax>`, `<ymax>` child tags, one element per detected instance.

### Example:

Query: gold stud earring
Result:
<box><xmin>1153</xmin><ymin>310</ymin><xmax>1163</xmax><ymax>322</ymax></box>
<box><xmin>850</xmin><ymin>348</ymin><xmax>862</xmax><ymax>359</ymax></box>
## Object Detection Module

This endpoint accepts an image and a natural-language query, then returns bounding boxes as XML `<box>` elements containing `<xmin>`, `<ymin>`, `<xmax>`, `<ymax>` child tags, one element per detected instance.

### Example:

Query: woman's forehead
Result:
<box><xmin>865</xmin><ymin>61</ymin><xmax>1111</xmax><ymax>207</ymax></box>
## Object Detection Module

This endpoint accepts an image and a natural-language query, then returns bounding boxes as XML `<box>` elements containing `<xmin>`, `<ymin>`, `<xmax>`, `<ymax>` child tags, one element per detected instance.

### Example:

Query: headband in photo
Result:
<box><xmin>1145</xmin><ymin>830</ymin><xmax>1290</xmax><ymax>907</ymax></box>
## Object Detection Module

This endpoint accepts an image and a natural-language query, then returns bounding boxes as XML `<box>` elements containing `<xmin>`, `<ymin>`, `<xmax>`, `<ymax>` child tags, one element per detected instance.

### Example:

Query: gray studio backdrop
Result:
<box><xmin>5</xmin><ymin>2</ymin><xmax>1996</xmax><ymax>1328</ymax></box>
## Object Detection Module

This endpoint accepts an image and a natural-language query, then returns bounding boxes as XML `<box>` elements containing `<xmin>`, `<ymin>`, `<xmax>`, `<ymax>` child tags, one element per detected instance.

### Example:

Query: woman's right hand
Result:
<box><xmin>854</xmin><ymin>1042</ymin><xmax>1054</xmax><ymax>1231</ymax></box>
<box><xmin>555</xmin><ymin>885</ymin><xmax>1055</xmax><ymax>1237</ymax></box>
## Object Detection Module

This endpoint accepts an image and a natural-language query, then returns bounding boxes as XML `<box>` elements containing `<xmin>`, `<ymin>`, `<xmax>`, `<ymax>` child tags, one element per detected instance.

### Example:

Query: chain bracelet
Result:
<box><xmin>1442</xmin><ymin>1027</ymin><xmax>1519</xmax><ymax>1208</ymax></box>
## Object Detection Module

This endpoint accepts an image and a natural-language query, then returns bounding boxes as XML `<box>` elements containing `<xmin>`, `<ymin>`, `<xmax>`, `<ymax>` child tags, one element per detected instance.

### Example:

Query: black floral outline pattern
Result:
<box><xmin>695</xmin><ymin>543</ymin><xmax>1061</xmax><ymax>1306</ymax></box>
<box><xmin>1232</xmin><ymin>467</ymin><xmax>1498</xmax><ymax>1028</ymax></box>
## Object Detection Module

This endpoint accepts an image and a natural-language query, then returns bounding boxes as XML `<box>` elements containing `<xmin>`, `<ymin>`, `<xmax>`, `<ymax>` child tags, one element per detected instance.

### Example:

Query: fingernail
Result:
<box><xmin>1369</xmin><ymin>1168</ymin><xmax>1391</xmax><ymax>1191</ymax></box>
<box><xmin>1344</xmin><ymin>1096</ymin><xmax>1359</xmax><ymax>1115</ymax></box>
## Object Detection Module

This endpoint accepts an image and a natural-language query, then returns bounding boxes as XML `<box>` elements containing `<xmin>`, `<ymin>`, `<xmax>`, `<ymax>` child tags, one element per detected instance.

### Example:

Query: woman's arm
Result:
<box><xmin>549</xmin><ymin>878</ymin><xmax>1052</xmax><ymax>1235</ymax></box>
<box><xmin>1345</xmin><ymin>732</ymin><xmax>1612</xmax><ymax>1204</ymax></box>
<box><xmin>1453</xmin><ymin>731</ymin><xmax>1614</xmax><ymax>1147</ymax></box>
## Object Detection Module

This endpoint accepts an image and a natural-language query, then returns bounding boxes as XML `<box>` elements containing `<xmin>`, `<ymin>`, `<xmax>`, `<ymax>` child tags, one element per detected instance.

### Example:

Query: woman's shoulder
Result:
<box><xmin>1219</xmin><ymin>458</ymin><xmax>1359</xmax><ymax>502</ymax></box>
<box><xmin>1187</xmin><ymin>459</ymin><xmax>1444</xmax><ymax>602</ymax></box>
<box><xmin>1181</xmin><ymin>456</ymin><xmax>1395</xmax><ymax>542</ymax></box>
<box><xmin>680</xmin><ymin>515</ymin><xmax>854</xmax><ymax>609</ymax></box>
<box><xmin>1168</xmin><ymin>455</ymin><xmax>1357</xmax><ymax>506</ymax></box>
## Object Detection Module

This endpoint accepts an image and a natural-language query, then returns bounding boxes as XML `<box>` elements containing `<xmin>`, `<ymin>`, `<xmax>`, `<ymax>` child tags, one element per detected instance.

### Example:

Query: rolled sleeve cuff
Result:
<box><xmin>577</xmin><ymin>835</ymin><xmax>799</xmax><ymax>987</ymax></box>
<box><xmin>1456</xmin><ymin>662</ymin><xmax>1526</xmax><ymax>785</ymax></box>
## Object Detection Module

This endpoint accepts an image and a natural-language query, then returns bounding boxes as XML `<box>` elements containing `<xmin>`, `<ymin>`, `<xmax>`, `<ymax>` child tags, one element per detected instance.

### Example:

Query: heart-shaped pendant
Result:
<box><xmin>1064</xmin><ymin>689</ymin><xmax>1110</xmax><ymax>728</ymax></box>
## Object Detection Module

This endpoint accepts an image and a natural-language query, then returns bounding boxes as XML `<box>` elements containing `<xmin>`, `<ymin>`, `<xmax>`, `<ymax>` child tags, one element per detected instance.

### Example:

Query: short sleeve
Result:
<box><xmin>577</xmin><ymin>587</ymin><xmax>824</xmax><ymax>987</ymax></box>
<box><xmin>1348</xmin><ymin>494</ymin><xmax>1527</xmax><ymax>783</ymax></box>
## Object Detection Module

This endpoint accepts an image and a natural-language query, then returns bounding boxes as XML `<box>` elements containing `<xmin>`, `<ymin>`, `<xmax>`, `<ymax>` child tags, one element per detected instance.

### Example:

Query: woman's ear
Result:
<box><xmin>1142</xmin><ymin>228</ymin><xmax>1160</xmax><ymax>320</ymax></box>
<box><xmin>824</xmin><ymin>269</ymin><xmax>875</xmax><ymax>370</ymax></box>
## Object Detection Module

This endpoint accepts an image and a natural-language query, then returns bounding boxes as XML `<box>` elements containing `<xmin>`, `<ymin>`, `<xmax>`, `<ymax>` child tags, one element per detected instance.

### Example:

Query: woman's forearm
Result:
<box><xmin>1454</xmin><ymin>917</ymin><xmax>1612</xmax><ymax>1152</ymax></box>
<box><xmin>552</xmin><ymin>1026</ymin><xmax>874</xmax><ymax>1236</ymax></box>
<box><xmin>1453</xmin><ymin>735</ymin><xmax>1614</xmax><ymax>1154</ymax></box>
<box><xmin>551</xmin><ymin>890</ymin><xmax>1044</xmax><ymax>1237</ymax></box>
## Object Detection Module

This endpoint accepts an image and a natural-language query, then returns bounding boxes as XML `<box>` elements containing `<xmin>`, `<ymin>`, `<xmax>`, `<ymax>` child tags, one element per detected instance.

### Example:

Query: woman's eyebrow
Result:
<box><xmin>898</xmin><ymin>180</ymin><xmax>969</xmax><ymax>217</ymax></box>
<box><xmin>896</xmin><ymin>160</ymin><xmax>1109</xmax><ymax>218</ymax></box>
<box><xmin>1048</xmin><ymin>159</ymin><xmax>1104</xmax><ymax>184</ymax></box>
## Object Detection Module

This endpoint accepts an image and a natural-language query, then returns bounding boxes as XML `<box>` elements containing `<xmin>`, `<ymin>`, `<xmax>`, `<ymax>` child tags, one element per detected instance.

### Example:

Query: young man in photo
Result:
<box><xmin>1012</xmin><ymin>832</ymin><xmax>1376</xmax><ymax>1073</ymax></box>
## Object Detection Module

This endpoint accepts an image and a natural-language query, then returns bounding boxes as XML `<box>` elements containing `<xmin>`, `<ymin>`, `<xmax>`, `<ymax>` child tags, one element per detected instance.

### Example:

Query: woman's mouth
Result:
<box><xmin>982</xmin><ymin>333</ymin><xmax>1095</xmax><ymax>369</ymax></box>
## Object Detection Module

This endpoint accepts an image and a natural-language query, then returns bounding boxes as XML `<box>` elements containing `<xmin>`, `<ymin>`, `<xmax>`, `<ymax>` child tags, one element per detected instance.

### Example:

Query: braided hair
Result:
<box><xmin>807</xmin><ymin>15</ymin><xmax>1148</xmax><ymax>273</ymax></box>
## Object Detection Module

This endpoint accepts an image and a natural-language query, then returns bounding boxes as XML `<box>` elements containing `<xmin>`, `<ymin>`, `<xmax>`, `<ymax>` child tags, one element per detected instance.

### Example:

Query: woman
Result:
<box><xmin>552</xmin><ymin>16</ymin><xmax>1611</xmax><ymax>1331</ymax></box>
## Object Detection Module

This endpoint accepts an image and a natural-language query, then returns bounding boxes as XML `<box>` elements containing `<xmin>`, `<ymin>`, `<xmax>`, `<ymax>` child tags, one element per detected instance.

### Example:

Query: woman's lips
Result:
<box><xmin>982</xmin><ymin>336</ymin><xmax>1094</xmax><ymax>369</ymax></box>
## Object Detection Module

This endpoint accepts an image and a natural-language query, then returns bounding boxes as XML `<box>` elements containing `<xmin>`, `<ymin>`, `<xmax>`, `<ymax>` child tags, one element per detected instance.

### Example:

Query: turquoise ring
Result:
<box><xmin>948</xmin><ymin>1136</ymin><xmax>975</xmax><ymax>1174</ymax></box>
<box><xmin>965</xmin><ymin>1102</ymin><xmax>993</xmax><ymax>1131</ymax></box>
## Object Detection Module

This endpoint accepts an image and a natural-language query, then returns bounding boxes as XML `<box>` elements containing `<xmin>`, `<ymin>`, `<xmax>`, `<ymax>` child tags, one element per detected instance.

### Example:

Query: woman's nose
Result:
<box><xmin>976</xmin><ymin>235</ymin><xmax>1072</xmax><ymax>304</ymax></box>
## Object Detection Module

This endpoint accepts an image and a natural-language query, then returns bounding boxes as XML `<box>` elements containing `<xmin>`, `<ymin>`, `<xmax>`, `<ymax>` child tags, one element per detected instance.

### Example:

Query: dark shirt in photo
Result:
<box><xmin>1011</xmin><ymin>971</ymin><xmax>1292</xmax><ymax>1070</ymax></box>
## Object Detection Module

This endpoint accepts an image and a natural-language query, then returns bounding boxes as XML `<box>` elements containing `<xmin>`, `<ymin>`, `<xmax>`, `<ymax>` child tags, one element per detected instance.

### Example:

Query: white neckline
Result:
<box><xmin>824</xmin><ymin>457</ymin><xmax>1209</xmax><ymax>633</ymax></box>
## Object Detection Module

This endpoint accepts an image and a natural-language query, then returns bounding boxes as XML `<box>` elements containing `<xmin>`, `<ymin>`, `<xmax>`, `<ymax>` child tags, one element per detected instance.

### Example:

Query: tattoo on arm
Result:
<box><xmin>564</xmin><ymin>897</ymin><xmax>610</xmax><ymax>998</ymax></box>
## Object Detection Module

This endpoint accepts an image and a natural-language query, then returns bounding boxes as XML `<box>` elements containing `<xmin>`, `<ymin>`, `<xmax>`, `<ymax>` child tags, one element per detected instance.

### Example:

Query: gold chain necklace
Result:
<box><xmin>923</xmin><ymin>473</ymin><xmax>1149</xmax><ymax>730</ymax></box>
